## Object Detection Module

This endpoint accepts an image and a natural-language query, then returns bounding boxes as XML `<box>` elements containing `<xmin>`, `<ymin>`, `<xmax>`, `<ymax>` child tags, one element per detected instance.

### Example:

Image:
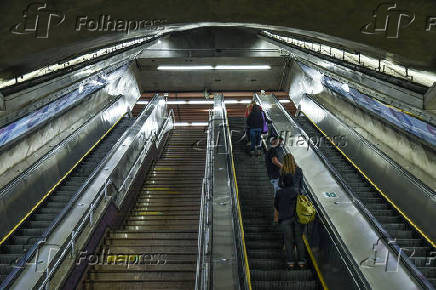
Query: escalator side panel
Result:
<box><xmin>255</xmin><ymin>94</ymin><xmax>424</xmax><ymax>289</ymax></box>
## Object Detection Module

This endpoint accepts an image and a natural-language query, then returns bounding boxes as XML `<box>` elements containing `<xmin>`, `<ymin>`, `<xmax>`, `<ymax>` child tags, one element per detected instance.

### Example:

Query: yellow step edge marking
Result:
<box><xmin>137</xmin><ymin>211</ymin><xmax>163</xmax><ymax>216</ymax></box>
<box><xmin>303</xmin><ymin>112</ymin><xmax>436</xmax><ymax>248</ymax></box>
<box><xmin>0</xmin><ymin>114</ymin><xmax>126</xmax><ymax>247</ymax></box>
<box><xmin>303</xmin><ymin>234</ymin><xmax>328</xmax><ymax>289</ymax></box>
<box><xmin>141</xmin><ymin>187</ymin><xmax>172</xmax><ymax>191</ymax></box>
<box><xmin>141</xmin><ymin>191</ymin><xmax>181</xmax><ymax>194</ymax></box>
<box><xmin>226</xmin><ymin>113</ymin><xmax>253</xmax><ymax>290</ymax></box>
<box><xmin>154</xmin><ymin>167</ymin><xmax>175</xmax><ymax>171</ymax></box>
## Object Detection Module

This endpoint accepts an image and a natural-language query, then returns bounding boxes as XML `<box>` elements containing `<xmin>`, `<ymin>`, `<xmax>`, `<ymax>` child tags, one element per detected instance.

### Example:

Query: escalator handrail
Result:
<box><xmin>195</xmin><ymin>109</ymin><xmax>214</xmax><ymax>290</ymax></box>
<box><xmin>35</xmin><ymin>95</ymin><xmax>172</xmax><ymax>290</ymax></box>
<box><xmin>218</xmin><ymin>97</ymin><xmax>252</xmax><ymax>290</ymax></box>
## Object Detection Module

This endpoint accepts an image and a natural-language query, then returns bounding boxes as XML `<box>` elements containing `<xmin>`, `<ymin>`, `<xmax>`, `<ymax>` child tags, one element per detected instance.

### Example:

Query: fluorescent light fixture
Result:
<box><xmin>174</xmin><ymin>122</ymin><xmax>208</xmax><ymax>126</ymax></box>
<box><xmin>157</xmin><ymin>65</ymin><xmax>271</xmax><ymax>71</ymax></box>
<box><xmin>168</xmin><ymin>100</ymin><xmax>188</xmax><ymax>105</ymax></box>
<box><xmin>157</xmin><ymin>65</ymin><xmax>213</xmax><ymax>70</ymax></box>
<box><xmin>279</xmin><ymin>100</ymin><xmax>291</xmax><ymax>103</ymax></box>
<box><xmin>223</xmin><ymin>100</ymin><xmax>251</xmax><ymax>104</ymax></box>
<box><xmin>215</xmin><ymin>65</ymin><xmax>271</xmax><ymax>70</ymax></box>
<box><xmin>188</xmin><ymin>100</ymin><xmax>214</xmax><ymax>105</ymax></box>
<box><xmin>136</xmin><ymin>100</ymin><xmax>149</xmax><ymax>105</ymax></box>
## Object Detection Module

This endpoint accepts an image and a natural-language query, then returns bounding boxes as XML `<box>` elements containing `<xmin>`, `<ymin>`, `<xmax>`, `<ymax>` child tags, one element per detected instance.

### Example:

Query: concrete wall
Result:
<box><xmin>287</xmin><ymin>62</ymin><xmax>436</xmax><ymax>190</ymax></box>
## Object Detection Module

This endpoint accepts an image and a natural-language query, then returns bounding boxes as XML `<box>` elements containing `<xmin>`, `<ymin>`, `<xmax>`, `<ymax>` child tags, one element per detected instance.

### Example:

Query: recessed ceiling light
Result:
<box><xmin>215</xmin><ymin>65</ymin><xmax>271</xmax><ymax>70</ymax></box>
<box><xmin>157</xmin><ymin>65</ymin><xmax>214</xmax><ymax>70</ymax></box>
<box><xmin>156</xmin><ymin>65</ymin><xmax>271</xmax><ymax>71</ymax></box>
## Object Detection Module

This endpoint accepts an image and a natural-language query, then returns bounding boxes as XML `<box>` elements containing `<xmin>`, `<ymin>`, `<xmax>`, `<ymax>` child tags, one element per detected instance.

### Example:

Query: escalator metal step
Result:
<box><xmin>83</xmin><ymin>280</ymin><xmax>195</xmax><ymax>289</ymax></box>
<box><xmin>251</xmin><ymin>269</ymin><xmax>314</xmax><ymax>281</ymax></box>
<box><xmin>229</xmin><ymin>117</ymin><xmax>320</xmax><ymax>289</ymax></box>
<box><xmin>252</xmin><ymin>280</ymin><xmax>318</xmax><ymax>290</ymax></box>
<box><xmin>83</xmin><ymin>128</ymin><xmax>205</xmax><ymax>289</ymax></box>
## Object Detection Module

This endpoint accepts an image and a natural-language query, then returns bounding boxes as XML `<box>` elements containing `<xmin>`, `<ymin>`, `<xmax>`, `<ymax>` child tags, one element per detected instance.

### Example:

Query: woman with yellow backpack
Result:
<box><xmin>274</xmin><ymin>153</ymin><xmax>315</xmax><ymax>270</ymax></box>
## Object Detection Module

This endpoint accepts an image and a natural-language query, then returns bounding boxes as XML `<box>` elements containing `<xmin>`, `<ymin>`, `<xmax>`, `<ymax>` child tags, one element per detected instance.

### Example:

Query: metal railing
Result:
<box><xmin>218</xmin><ymin>97</ymin><xmax>252</xmax><ymax>290</ymax></box>
<box><xmin>195</xmin><ymin>110</ymin><xmax>214</xmax><ymax>290</ymax></box>
<box><xmin>31</xmin><ymin>96</ymin><xmax>173</xmax><ymax>290</ymax></box>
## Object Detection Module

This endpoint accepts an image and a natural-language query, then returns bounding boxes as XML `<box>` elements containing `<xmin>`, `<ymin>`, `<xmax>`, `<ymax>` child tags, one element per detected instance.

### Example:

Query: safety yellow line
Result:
<box><xmin>0</xmin><ymin>114</ymin><xmax>126</xmax><ymax>246</ymax></box>
<box><xmin>303</xmin><ymin>234</ymin><xmax>328</xmax><ymax>289</ymax></box>
<box><xmin>303</xmin><ymin>112</ymin><xmax>436</xmax><ymax>248</ymax></box>
<box><xmin>384</xmin><ymin>103</ymin><xmax>420</xmax><ymax>120</ymax></box>
<box><xmin>137</xmin><ymin>211</ymin><xmax>163</xmax><ymax>216</ymax></box>
<box><xmin>225</xmin><ymin>113</ymin><xmax>253</xmax><ymax>290</ymax></box>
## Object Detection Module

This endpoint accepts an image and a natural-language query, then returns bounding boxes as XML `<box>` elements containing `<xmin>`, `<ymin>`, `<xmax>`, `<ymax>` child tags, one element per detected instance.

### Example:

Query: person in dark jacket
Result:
<box><xmin>274</xmin><ymin>153</ymin><xmax>306</xmax><ymax>269</ymax></box>
<box><xmin>246</xmin><ymin>104</ymin><xmax>264</xmax><ymax>155</ymax></box>
<box><xmin>265</xmin><ymin>136</ymin><xmax>284</xmax><ymax>196</ymax></box>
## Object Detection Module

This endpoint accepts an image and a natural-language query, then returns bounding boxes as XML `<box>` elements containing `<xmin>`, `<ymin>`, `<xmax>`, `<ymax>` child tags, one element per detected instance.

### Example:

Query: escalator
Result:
<box><xmin>83</xmin><ymin>128</ymin><xmax>205</xmax><ymax>289</ymax></box>
<box><xmin>229</xmin><ymin>117</ymin><xmax>320</xmax><ymax>290</ymax></box>
<box><xmin>295</xmin><ymin>114</ymin><xmax>436</xmax><ymax>288</ymax></box>
<box><xmin>0</xmin><ymin>116</ymin><xmax>134</xmax><ymax>285</ymax></box>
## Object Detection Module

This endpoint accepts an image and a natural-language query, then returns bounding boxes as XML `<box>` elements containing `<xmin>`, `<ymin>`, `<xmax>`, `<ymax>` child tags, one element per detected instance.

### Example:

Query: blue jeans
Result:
<box><xmin>249</xmin><ymin>128</ymin><xmax>262</xmax><ymax>152</ymax></box>
<box><xmin>270</xmin><ymin>178</ymin><xmax>279</xmax><ymax>197</ymax></box>
<box><xmin>279</xmin><ymin>218</ymin><xmax>306</xmax><ymax>264</ymax></box>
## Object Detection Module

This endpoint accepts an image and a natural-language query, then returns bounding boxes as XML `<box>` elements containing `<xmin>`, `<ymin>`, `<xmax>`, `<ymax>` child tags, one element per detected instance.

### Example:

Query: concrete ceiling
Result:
<box><xmin>134</xmin><ymin>28</ymin><xmax>289</xmax><ymax>92</ymax></box>
<box><xmin>1</xmin><ymin>0</ymin><xmax>435</xmax><ymax>81</ymax></box>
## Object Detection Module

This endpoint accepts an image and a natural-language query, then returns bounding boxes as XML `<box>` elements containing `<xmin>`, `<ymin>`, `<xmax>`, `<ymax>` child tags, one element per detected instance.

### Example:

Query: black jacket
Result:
<box><xmin>247</xmin><ymin>105</ymin><xmax>264</xmax><ymax>129</ymax></box>
<box><xmin>279</xmin><ymin>167</ymin><xmax>303</xmax><ymax>192</ymax></box>
<box><xmin>274</xmin><ymin>186</ymin><xmax>298</xmax><ymax>222</ymax></box>
<box><xmin>274</xmin><ymin>167</ymin><xmax>304</xmax><ymax>222</ymax></box>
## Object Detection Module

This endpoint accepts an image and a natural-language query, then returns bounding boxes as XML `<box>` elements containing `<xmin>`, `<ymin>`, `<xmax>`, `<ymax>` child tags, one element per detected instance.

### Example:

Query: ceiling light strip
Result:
<box><xmin>156</xmin><ymin>65</ymin><xmax>271</xmax><ymax>71</ymax></box>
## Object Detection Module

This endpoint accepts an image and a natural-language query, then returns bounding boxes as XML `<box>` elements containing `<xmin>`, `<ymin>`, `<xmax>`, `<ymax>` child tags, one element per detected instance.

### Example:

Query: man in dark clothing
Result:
<box><xmin>246</xmin><ymin>104</ymin><xmax>264</xmax><ymax>155</ymax></box>
<box><xmin>265</xmin><ymin>136</ymin><xmax>284</xmax><ymax>196</ymax></box>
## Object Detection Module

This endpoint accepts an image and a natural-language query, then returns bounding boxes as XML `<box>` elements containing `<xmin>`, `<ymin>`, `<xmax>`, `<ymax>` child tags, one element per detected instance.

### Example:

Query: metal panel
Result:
<box><xmin>255</xmin><ymin>93</ymin><xmax>420</xmax><ymax>290</ymax></box>
<box><xmin>0</xmin><ymin>96</ymin><xmax>128</xmax><ymax>239</ymax></box>
<box><xmin>299</xmin><ymin>94</ymin><xmax>436</xmax><ymax>243</ymax></box>
<box><xmin>211</xmin><ymin>94</ymin><xmax>242</xmax><ymax>290</ymax></box>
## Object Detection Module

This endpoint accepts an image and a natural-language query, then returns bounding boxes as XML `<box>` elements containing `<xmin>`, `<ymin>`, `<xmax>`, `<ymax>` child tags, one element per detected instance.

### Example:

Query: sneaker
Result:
<box><xmin>287</xmin><ymin>262</ymin><xmax>295</xmax><ymax>270</ymax></box>
<box><xmin>297</xmin><ymin>260</ymin><xmax>307</xmax><ymax>268</ymax></box>
<box><xmin>249</xmin><ymin>151</ymin><xmax>255</xmax><ymax>156</ymax></box>
<box><xmin>256</xmin><ymin>149</ymin><xmax>262</xmax><ymax>156</ymax></box>
<box><xmin>247</xmin><ymin>141</ymin><xmax>251</xmax><ymax>146</ymax></box>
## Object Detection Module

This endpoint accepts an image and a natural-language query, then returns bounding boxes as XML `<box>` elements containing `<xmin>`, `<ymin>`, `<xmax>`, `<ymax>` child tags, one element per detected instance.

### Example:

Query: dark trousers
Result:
<box><xmin>249</xmin><ymin>128</ymin><xmax>262</xmax><ymax>152</ymax></box>
<box><xmin>278</xmin><ymin>218</ymin><xmax>306</xmax><ymax>263</ymax></box>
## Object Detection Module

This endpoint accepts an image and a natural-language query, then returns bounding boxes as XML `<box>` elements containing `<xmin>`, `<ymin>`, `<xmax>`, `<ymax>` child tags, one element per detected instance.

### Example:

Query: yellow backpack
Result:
<box><xmin>296</xmin><ymin>195</ymin><xmax>316</xmax><ymax>224</ymax></box>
